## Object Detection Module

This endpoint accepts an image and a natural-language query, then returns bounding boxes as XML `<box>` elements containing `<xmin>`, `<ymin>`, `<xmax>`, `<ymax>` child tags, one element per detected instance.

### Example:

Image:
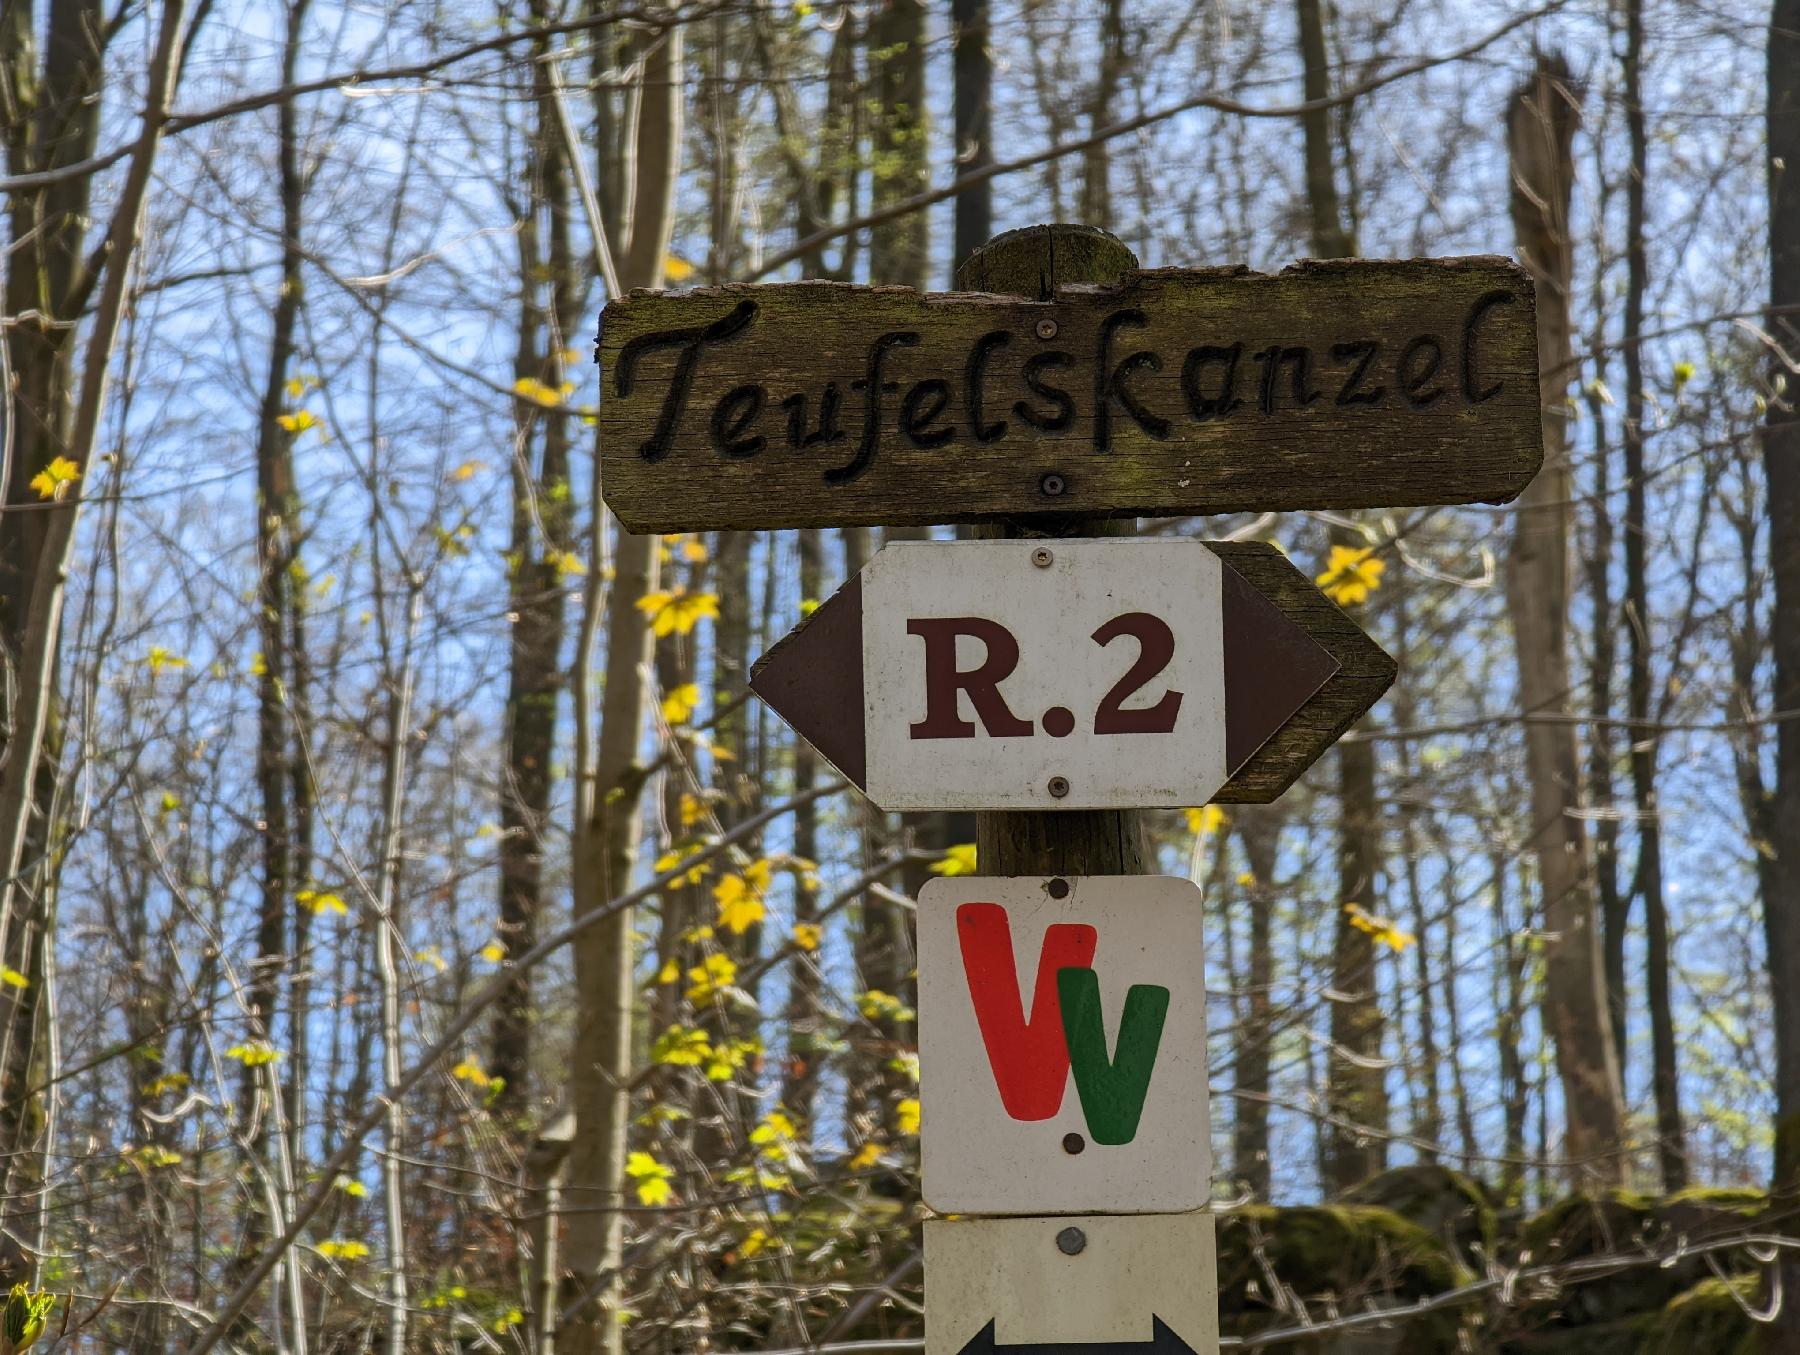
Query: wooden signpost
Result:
<box><xmin>596</xmin><ymin>221</ymin><xmax>1540</xmax><ymax>1355</ymax></box>
<box><xmin>597</xmin><ymin>257</ymin><xmax>1540</xmax><ymax>533</ymax></box>
<box><xmin>750</xmin><ymin>536</ymin><xmax>1394</xmax><ymax>811</ymax></box>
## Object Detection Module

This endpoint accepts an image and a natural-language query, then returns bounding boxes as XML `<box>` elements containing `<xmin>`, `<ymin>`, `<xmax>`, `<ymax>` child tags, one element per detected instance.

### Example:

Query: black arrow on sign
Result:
<box><xmin>955</xmin><ymin>1318</ymin><xmax>1202</xmax><ymax>1355</ymax></box>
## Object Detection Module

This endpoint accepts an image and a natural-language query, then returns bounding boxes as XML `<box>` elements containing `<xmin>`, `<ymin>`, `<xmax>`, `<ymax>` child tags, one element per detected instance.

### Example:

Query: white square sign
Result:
<box><xmin>918</xmin><ymin>875</ymin><xmax>1211</xmax><ymax>1216</ymax></box>
<box><xmin>860</xmin><ymin>538</ymin><xmax>1227</xmax><ymax>811</ymax></box>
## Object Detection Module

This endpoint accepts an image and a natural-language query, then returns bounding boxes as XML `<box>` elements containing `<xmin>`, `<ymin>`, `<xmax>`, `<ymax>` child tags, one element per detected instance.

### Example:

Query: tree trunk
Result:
<box><xmin>1505</xmin><ymin>54</ymin><xmax>1628</xmax><ymax>1186</ymax></box>
<box><xmin>1618</xmin><ymin>0</ymin><xmax>1686</xmax><ymax>1191</ymax></box>
<box><xmin>869</xmin><ymin>0</ymin><xmax>928</xmax><ymax>289</ymax></box>
<box><xmin>494</xmin><ymin>5</ymin><xmax>581</xmax><ymax>1105</ymax></box>
<box><xmin>1763</xmin><ymin>0</ymin><xmax>1800</xmax><ymax>1346</ymax></box>
<box><xmin>1078</xmin><ymin>0</ymin><xmax>1125</xmax><ymax>232</ymax></box>
<box><xmin>951</xmin><ymin>0</ymin><xmax>991</xmax><ymax>271</ymax></box>
<box><xmin>1295</xmin><ymin>0</ymin><xmax>1386</xmax><ymax>1195</ymax></box>
<box><xmin>1233</xmin><ymin>808</ymin><xmax>1280</xmax><ymax>1200</ymax></box>
<box><xmin>782</xmin><ymin>530</ymin><xmax>824</xmax><ymax>1134</ymax></box>
<box><xmin>562</xmin><ymin>13</ymin><xmax>682</xmax><ymax>1352</ymax></box>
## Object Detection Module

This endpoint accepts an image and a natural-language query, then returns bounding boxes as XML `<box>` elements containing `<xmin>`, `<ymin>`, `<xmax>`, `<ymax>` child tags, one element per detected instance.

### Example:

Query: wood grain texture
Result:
<box><xmin>1207</xmin><ymin>541</ymin><xmax>1397</xmax><ymax>803</ymax></box>
<box><xmin>597</xmin><ymin>256</ymin><xmax>1540</xmax><ymax>533</ymax></box>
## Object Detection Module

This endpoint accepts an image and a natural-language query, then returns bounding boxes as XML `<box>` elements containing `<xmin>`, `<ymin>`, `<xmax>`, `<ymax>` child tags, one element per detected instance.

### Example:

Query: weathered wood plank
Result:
<box><xmin>1208</xmin><ymin>540</ymin><xmax>1397</xmax><ymax>803</ymax></box>
<box><xmin>597</xmin><ymin>257</ymin><xmax>1540</xmax><ymax>533</ymax></box>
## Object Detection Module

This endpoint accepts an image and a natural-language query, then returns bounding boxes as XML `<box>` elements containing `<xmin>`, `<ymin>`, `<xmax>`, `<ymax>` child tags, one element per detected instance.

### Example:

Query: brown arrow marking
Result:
<box><xmin>748</xmin><ymin>574</ymin><xmax>867</xmax><ymax>790</ymax></box>
<box><xmin>1208</xmin><ymin>541</ymin><xmax>1398</xmax><ymax>805</ymax></box>
<box><xmin>1221</xmin><ymin>564</ymin><xmax>1340</xmax><ymax>775</ymax></box>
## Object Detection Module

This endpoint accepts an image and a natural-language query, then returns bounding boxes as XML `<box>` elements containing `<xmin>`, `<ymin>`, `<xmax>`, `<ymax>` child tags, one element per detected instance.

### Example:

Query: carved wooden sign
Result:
<box><xmin>597</xmin><ymin>257</ymin><xmax>1539</xmax><ymax>533</ymax></box>
<box><xmin>748</xmin><ymin>537</ymin><xmax>1395</xmax><ymax>810</ymax></box>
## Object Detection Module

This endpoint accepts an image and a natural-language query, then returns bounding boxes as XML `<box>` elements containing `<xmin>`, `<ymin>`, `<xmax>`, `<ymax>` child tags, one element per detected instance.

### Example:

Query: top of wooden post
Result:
<box><xmin>954</xmin><ymin>223</ymin><xmax>1137</xmax><ymax>299</ymax></box>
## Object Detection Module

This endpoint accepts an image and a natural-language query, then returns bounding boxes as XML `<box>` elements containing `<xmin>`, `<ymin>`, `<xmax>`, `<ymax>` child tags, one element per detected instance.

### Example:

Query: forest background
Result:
<box><xmin>5</xmin><ymin>0</ymin><xmax>1800</xmax><ymax>1350</ymax></box>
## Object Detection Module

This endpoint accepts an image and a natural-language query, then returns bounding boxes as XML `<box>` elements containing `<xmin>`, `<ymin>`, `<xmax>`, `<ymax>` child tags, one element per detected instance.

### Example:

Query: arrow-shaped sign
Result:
<box><xmin>750</xmin><ymin>537</ymin><xmax>1394</xmax><ymax>810</ymax></box>
<box><xmin>925</xmin><ymin>1213</ymin><xmax>1220</xmax><ymax>1355</ymax></box>
<box><xmin>956</xmin><ymin>1318</ymin><xmax>1201</xmax><ymax>1355</ymax></box>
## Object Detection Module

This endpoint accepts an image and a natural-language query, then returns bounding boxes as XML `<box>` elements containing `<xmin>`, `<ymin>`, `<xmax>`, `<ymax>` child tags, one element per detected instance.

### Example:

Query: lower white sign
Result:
<box><xmin>918</xmin><ymin>875</ymin><xmax>1211</xmax><ymax>1216</ymax></box>
<box><xmin>925</xmin><ymin>1212</ymin><xmax>1220</xmax><ymax>1355</ymax></box>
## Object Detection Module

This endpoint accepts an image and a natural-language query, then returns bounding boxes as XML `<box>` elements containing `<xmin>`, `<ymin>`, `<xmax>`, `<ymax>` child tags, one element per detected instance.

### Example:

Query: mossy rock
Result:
<box><xmin>1502</xmin><ymin>1188</ymin><xmax>1765</xmax><ymax>1346</ymax></box>
<box><xmin>1343</xmin><ymin>1166</ymin><xmax>1498</xmax><ymax>1267</ymax></box>
<box><xmin>1635</xmin><ymin>1275</ymin><xmax>1759</xmax><ymax>1355</ymax></box>
<box><xmin>1217</xmin><ymin>1204</ymin><xmax>1477</xmax><ymax>1353</ymax></box>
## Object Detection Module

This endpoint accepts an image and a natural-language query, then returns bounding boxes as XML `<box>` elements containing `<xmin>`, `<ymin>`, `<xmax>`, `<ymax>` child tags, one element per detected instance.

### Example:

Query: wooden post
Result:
<box><xmin>956</xmin><ymin>224</ymin><xmax>1149</xmax><ymax>877</ymax></box>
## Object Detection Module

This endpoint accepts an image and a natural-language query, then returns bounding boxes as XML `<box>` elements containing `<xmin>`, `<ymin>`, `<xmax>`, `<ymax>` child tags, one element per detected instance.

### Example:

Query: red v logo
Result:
<box><xmin>955</xmin><ymin>902</ymin><xmax>1097</xmax><ymax>1120</ymax></box>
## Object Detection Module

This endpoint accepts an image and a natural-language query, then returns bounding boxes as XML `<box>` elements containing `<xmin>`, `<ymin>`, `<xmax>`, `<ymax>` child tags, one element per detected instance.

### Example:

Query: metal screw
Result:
<box><xmin>1031</xmin><ymin>546</ymin><xmax>1054</xmax><ymax>568</ymax></box>
<box><xmin>1040</xmin><ymin>472</ymin><xmax>1067</xmax><ymax>497</ymax></box>
<box><xmin>1047</xmin><ymin>877</ymin><xmax>1070</xmax><ymax>899</ymax></box>
<box><xmin>1061</xmin><ymin>1132</ymin><xmax>1085</xmax><ymax>1155</ymax></box>
<box><xmin>1047</xmin><ymin>776</ymin><xmax>1071</xmax><ymax>799</ymax></box>
<box><xmin>1035</xmin><ymin>318</ymin><xmax>1059</xmax><ymax>341</ymax></box>
<box><xmin>1056</xmin><ymin>1227</ymin><xmax>1087</xmax><ymax>1256</ymax></box>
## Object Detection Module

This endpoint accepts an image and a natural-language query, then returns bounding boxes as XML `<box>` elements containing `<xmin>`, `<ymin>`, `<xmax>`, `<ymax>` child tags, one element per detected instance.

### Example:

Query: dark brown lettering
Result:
<box><xmin>908</xmin><ymin>618</ymin><xmax>1035</xmax><ymax>739</ymax></box>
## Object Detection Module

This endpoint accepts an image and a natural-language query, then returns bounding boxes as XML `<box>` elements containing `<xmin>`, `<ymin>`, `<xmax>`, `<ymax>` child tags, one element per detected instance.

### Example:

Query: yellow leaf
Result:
<box><xmin>737</xmin><ymin>1226</ymin><xmax>779</xmax><ymax>1260</ymax></box>
<box><xmin>857</xmin><ymin>989</ymin><xmax>915</xmax><ymax>1022</ymax></box>
<box><xmin>226</xmin><ymin>1041</ymin><xmax>280</xmax><ymax>1067</ymax></box>
<box><xmin>791</xmin><ymin>923</ymin><xmax>822</xmax><ymax>952</ymax></box>
<box><xmin>750</xmin><ymin>1109</ymin><xmax>798</xmax><ymax>1152</ymax></box>
<box><xmin>678</xmin><ymin>792</ymin><xmax>706</xmax><ymax>828</ymax></box>
<box><xmin>513</xmin><ymin>376</ymin><xmax>574</xmax><ymax>407</ymax></box>
<box><xmin>636</xmin><ymin>588</ymin><xmax>721</xmax><ymax>637</ymax></box>
<box><xmin>0</xmin><ymin>968</ymin><xmax>28</xmax><ymax>990</ymax></box>
<box><xmin>662</xmin><ymin>683</ymin><xmax>701</xmax><ymax>725</ymax></box>
<box><xmin>335</xmin><ymin>1175</ymin><xmax>367</xmax><ymax>1197</ymax></box>
<box><xmin>681</xmin><ymin>537</ymin><xmax>708</xmax><ymax>563</ymax></box>
<box><xmin>549</xmin><ymin>550</ymin><xmax>587</xmax><ymax>578</ymax></box>
<box><xmin>713</xmin><ymin>874</ymin><xmax>766</xmax><ymax>935</ymax></box>
<box><xmin>276</xmin><ymin>409</ymin><xmax>319</xmax><ymax>434</ymax></box>
<box><xmin>686</xmin><ymin>952</ymin><xmax>737</xmax><ymax>1003</ymax></box>
<box><xmin>296</xmin><ymin>889</ymin><xmax>347</xmax><ymax>916</ymax></box>
<box><xmin>799</xmin><ymin>597</ymin><xmax>820</xmax><ymax>618</ymax></box>
<box><xmin>1184</xmin><ymin>805</ymin><xmax>1227</xmax><ymax>837</ymax></box>
<box><xmin>654</xmin><ymin>844</ymin><xmax>712</xmax><ymax>887</ymax></box>
<box><xmin>705</xmin><ymin>1037</ymin><xmax>761</xmax><ymax>1082</ymax></box>
<box><xmin>1315</xmin><ymin>545</ymin><xmax>1386</xmax><ymax>608</ymax></box>
<box><xmin>142</xmin><ymin>1072</ymin><xmax>189</xmax><ymax>1097</ymax></box>
<box><xmin>415</xmin><ymin>946</ymin><xmax>449</xmax><ymax>973</ymax></box>
<box><xmin>29</xmin><ymin>455</ymin><xmax>80</xmax><ymax>501</ymax></box>
<box><xmin>1236</xmin><ymin>871</ymin><xmax>1257</xmax><ymax>888</ymax></box>
<box><xmin>625</xmin><ymin>1151</ymin><xmax>675</xmax><ymax>1204</ymax></box>
<box><xmin>450</xmin><ymin>459</ymin><xmax>484</xmax><ymax>481</ymax></box>
<box><xmin>249</xmin><ymin>651</ymin><xmax>268</xmax><ymax>676</ymax></box>
<box><xmin>896</xmin><ymin>1097</ymin><xmax>921</xmax><ymax>1135</ymax></box>
<box><xmin>662</xmin><ymin>254</ymin><xmax>697</xmax><ymax>282</ymax></box>
<box><xmin>142</xmin><ymin>646</ymin><xmax>188</xmax><ymax>675</ymax></box>
<box><xmin>452</xmin><ymin>1059</ymin><xmax>492</xmax><ymax>1087</ymax></box>
<box><xmin>479</xmin><ymin>942</ymin><xmax>506</xmax><ymax>963</ymax></box>
<box><xmin>848</xmin><ymin>1140</ymin><xmax>885</xmax><ymax>1169</ymax></box>
<box><xmin>651</xmin><ymin>1025</ymin><xmax>711</xmax><ymax>1067</ymax></box>
<box><xmin>656</xmin><ymin>959</ymin><xmax>680</xmax><ymax>985</ymax></box>
<box><xmin>1343</xmin><ymin>902</ymin><xmax>1415</xmax><ymax>953</ymax></box>
<box><xmin>284</xmin><ymin>375</ymin><xmax>319</xmax><ymax>400</ymax></box>
<box><xmin>317</xmin><ymin>1239</ymin><xmax>371</xmax><ymax>1261</ymax></box>
<box><xmin>1673</xmin><ymin>360</ymin><xmax>1697</xmax><ymax>390</ymax></box>
<box><xmin>128</xmin><ymin>1144</ymin><xmax>182</xmax><ymax>1168</ymax></box>
<box><xmin>930</xmin><ymin>843</ymin><xmax>978</xmax><ymax>877</ymax></box>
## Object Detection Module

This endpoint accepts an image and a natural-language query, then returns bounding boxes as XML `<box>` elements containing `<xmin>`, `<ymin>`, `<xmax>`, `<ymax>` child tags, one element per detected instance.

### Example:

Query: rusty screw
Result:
<box><xmin>1035</xmin><ymin>317</ymin><xmax>1059</xmax><ymax>341</ymax></box>
<box><xmin>1031</xmin><ymin>546</ymin><xmax>1054</xmax><ymax>568</ymax></box>
<box><xmin>1047</xmin><ymin>776</ymin><xmax>1071</xmax><ymax>799</ymax></box>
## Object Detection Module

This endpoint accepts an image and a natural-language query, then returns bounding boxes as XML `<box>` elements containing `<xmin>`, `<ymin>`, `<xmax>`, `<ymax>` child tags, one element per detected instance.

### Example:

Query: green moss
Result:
<box><xmin>1217</xmin><ymin>1204</ymin><xmax>1475</xmax><ymax>1353</ymax></box>
<box><xmin>1636</xmin><ymin>1275</ymin><xmax>1760</xmax><ymax>1355</ymax></box>
<box><xmin>1343</xmin><ymin>1165</ymin><xmax>1499</xmax><ymax>1265</ymax></box>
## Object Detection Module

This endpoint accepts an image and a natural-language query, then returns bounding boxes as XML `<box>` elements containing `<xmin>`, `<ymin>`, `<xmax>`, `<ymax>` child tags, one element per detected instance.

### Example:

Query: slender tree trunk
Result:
<box><xmin>1505</xmin><ymin>54</ymin><xmax>1628</xmax><ymax>1187</ymax></box>
<box><xmin>782</xmin><ymin>531</ymin><xmax>824</xmax><ymax>1134</ymax></box>
<box><xmin>495</xmin><ymin>7</ymin><xmax>581</xmax><ymax>1105</ymax></box>
<box><xmin>1494</xmin><ymin>849</ymin><xmax>1528</xmax><ymax>1204</ymax></box>
<box><xmin>869</xmin><ymin>0</ymin><xmax>928</xmax><ymax>289</ymax></box>
<box><xmin>951</xmin><ymin>0</ymin><xmax>991</xmax><ymax>270</ymax></box>
<box><xmin>1762</xmin><ymin>2</ymin><xmax>1800</xmax><ymax>1346</ymax></box>
<box><xmin>1233</xmin><ymin>809</ymin><xmax>1279</xmax><ymax>1200</ymax></box>
<box><xmin>1078</xmin><ymin>0</ymin><xmax>1125</xmax><ymax>231</ymax></box>
<box><xmin>562</xmin><ymin>15</ymin><xmax>682</xmax><ymax>1353</ymax></box>
<box><xmin>1618</xmin><ymin>0</ymin><xmax>1686</xmax><ymax>1191</ymax></box>
<box><xmin>1295</xmin><ymin>0</ymin><xmax>1386</xmax><ymax>1194</ymax></box>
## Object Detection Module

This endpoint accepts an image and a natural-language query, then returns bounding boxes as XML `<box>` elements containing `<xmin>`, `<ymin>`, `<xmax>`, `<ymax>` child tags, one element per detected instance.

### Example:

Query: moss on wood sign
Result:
<box><xmin>597</xmin><ymin>257</ymin><xmax>1540</xmax><ymax>533</ymax></box>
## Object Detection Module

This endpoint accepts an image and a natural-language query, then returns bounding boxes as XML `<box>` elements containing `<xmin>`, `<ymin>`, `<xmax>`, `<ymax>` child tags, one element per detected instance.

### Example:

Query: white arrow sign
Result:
<box><xmin>925</xmin><ymin>1212</ymin><xmax>1220</xmax><ymax>1355</ymax></box>
<box><xmin>918</xmin><ymin>875</ymin><xmax>1211</xmax><ymax>1217</ymax></box>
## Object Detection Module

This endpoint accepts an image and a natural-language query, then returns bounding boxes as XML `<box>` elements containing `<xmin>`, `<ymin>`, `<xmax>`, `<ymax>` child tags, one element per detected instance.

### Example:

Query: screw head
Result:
<box><xmin>1047</xmin><ymin>775</ymin><xmax>1071</xmax><ymax>799</ymax></box>
<box><xmin>1035</xmin><ymin>317</ymin><xmax>1059</xmax><ymax>340</ymax></box>
<box><xmin>1031</xmin><ymin>546</ymin><xmax>1054</xmax><ymax>568</ymax></box>
<box><xmin>1056</xmin><ymin>1226</ymin><xmax>1087</xmax><ymax>1256</ymax></box>
<box><xmin>1040</xmin><ymin>472</ymin><xmax>1067</xmax><ymax>497</ymax></box>
<box><xmin>1061</xmin><ymin>1132</ymin><xmax>1086</xmax><ymax>1155</ymax></box>
<box><xmin>1047</xmin><ymin>877</ymin><xmax>1070</xmax><ymax>899</ymax></box>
